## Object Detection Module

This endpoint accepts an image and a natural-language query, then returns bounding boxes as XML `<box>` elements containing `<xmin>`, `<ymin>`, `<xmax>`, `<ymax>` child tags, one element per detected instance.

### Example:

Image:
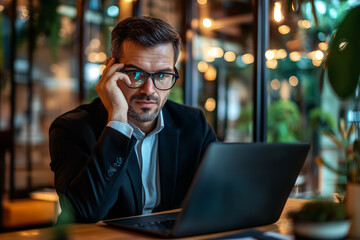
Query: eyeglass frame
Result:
<box><xmin>120</xmin><ymin>67</ymin><xmax>179</xmax><ymax>91</ymax></box>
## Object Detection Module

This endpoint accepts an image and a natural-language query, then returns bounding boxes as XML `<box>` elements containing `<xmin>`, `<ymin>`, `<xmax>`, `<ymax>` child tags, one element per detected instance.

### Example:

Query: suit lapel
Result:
<box><xmin>126</xmin><ymin>136</ymin><xmax>142</xmax><ymax>214</ymax></box>
<box><xmin>94</xmin><ymin>98</ymin><xmax>142</xmax><ymax>214</ymax></box>
<box><xmin>157</xmin><ymin>107</ymin><xmax>179</xmax><ymax>210</ymax></box>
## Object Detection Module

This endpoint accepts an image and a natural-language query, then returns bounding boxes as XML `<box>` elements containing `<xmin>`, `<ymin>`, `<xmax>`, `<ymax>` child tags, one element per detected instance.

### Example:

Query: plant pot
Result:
<box><xmin>346</xmin><ymin>182</ymin><xmax>360</xmax><ymax>238</ymax></box>
<box><xmin>293</xmin><ymin>220</ymin><xmax>350</xmax><ymax>240</ymax></box>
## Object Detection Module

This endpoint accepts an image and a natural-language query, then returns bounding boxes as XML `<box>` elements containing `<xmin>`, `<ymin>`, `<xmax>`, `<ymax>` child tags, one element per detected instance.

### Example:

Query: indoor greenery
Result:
<box><xmin>267</xmin><ymin>100</ymin><xmax>301</xmax><ymax>142</ymax></box>
<box><xmin>290</xmin><ymin>201</ymin><xmax>347</xmax><ymax>222</ymax></box>
<box><xmin>318</xmin><ymin>5</ymin><xmax>360</xmax><ymax>184</ymax></box>
<box><xmin>321</xmin><ymin>5</ymin><xmax>360</xmax><ymax>99</ymax></box>
<box><xmin>316</xmin><ymin>119</ymin><xmax>359</xmax><ymax>183</ymax></box>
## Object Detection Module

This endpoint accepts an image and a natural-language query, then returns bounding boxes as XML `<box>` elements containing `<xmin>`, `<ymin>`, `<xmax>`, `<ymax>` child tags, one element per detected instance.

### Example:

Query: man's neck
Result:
<box><xmin>129</xmin><ymin>118</ymin><xmax>157</xmax><ymax>135</ymax></box>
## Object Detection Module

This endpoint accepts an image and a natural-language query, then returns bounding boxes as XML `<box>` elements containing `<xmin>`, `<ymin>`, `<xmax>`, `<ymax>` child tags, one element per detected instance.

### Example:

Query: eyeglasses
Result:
<box><xmin>121</xmin><ymin>68</ymin><xmax>179</xmax><ymax>91</ymax></box>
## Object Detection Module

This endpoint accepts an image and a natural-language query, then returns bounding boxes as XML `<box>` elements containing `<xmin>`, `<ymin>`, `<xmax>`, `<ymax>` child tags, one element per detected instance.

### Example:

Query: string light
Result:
<box><xmin>274</xmin><ymin>1</ymin><xmax>283</xmax><ymax>23</ymax></box>
<box><xmin>198</xmin><ymin>61</ymin><xmax>208</xmax><ymax>72</ymax></box>
<box><xmin>278</xmin><ymin>25</ymin><xmax>291</xmax><ymax>35</ymax></box>
<box><xmin>271</xmin><ymin>79</ymin><xmax>281</xmax><ymax>90</ymax></box>
<box><xmin>202</xmin><ymin>18</ymin><xmax>213</xmax><ymax>28</ymax></box>
<box><xmin>289</xmin><ymin>76</ymin><xmax>299</xmax><ymax>87</ymax></box>
<box><xmin>242</xmin><ymin>53</ymin><xmax>254</xmax><ymax>64</ymax></box>
<box><xmin>205</xmin><ymin>98</ymin><xmax>216</xmax><ymax>112</ymax></box>
<box><xmin>197</xmin><ymin>0</ymin><xmax>207</xmax><ymax>5</ymax></box>
<box><xmin>224</xmin><ymin>51</ymin><xmax>236</xmax><ymax>62</ymax></box>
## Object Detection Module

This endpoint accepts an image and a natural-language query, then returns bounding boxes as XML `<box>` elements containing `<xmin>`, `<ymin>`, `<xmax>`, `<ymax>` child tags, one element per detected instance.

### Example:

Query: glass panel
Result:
<box><xmin>267</xmin><ymin>0</ymin><xmax>358</xmax><ymax>198</ymax></box>
<box><xmin>139</xmin><ymin>0</ymin><xmax>185</xmax><ymax>104</ymax></box>
<box><xmin>141</xmin><ymin>0</ymin><xmax>253</xmax><ymax>141</ymax></box>
<box><xmin>192</xmin><ymin>0</ymin><xmax>254</xmax><ymax>142</ymax></box>
<box><xmin>84</xmin><ymin>0</ymin><xmax>118</xmax><ymax>102</ymax></box>
<box><xmin>30</xmin><ymin>0</ymin><xmax>78</xmax><ymax>190</ymax></box>
<box><xmin>0</xmin><ymin>2</ymin><xmax>10</xmax><ymax>131</ymax></box>
<box><xmin>0</xmin><ymin>0</ymin><xmax>79</xmax><ymax>196</ymax></box>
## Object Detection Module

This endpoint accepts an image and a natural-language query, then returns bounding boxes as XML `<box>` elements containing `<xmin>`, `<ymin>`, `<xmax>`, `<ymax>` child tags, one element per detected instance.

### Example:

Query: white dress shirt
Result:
<box><xmin>107</xmin><ymin>111</ymin><xmax>164</xmax><ymax>214</ymax></box>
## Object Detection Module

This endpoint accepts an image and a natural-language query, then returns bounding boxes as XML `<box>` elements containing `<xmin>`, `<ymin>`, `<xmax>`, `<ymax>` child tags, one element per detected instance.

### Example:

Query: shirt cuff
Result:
<box><xmin>107</xmin><ymin>121</ymin><xmax>133</xmax><ymax>138</ymax></box>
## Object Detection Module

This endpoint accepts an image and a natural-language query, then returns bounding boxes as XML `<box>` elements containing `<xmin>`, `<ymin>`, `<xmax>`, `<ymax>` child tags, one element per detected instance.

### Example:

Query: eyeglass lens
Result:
<box><xmin>125</xmin><ymin>71</ymin><xmax>176</xmax><ymax>90</ymax></box>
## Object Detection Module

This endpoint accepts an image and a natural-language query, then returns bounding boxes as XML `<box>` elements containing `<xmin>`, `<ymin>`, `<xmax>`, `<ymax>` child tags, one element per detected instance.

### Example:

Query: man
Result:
<box><xmin>49</xmin><ymin>16</ymin><xmax>216</xmax><ymax>223</ymax></box>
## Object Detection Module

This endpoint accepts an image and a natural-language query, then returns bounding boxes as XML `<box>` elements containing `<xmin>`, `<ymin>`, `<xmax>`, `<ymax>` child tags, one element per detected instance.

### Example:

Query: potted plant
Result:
<box><xmin>289</xmin><ymin>201</ymin><xmax>350</xmax><ymax>240</ymax></box>
<box><xmin>319</xmin><ymin>4</ymin><xmax>360</xmax><ymax>238</ymax></box>
<box><xmin>316</xmin><ymin>119</ymin><xmax>360</xmax><ymax>237</ymax></box>
<box><xmin>284</xmin><ymin>2</ymin><xmax>360</xmax><ymax>236</ymax></box>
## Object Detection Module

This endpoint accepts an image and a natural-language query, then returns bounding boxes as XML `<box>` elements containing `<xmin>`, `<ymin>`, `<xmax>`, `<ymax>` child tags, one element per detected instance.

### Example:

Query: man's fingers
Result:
<box><xmin>98</xmin><ymin>71</ymin><xmax>131</xmax><ymax>92</ymax></box>
<box><xmin>104</xmin><ymin>62</ymin><xmax>124</xmax><ymax>79</ymax></box>
<box><xmin>99</xmin><ymin>61</ymin><xmax>124</xmax><ymax>87</ymax></box>
<box><xmin>109</xmin><ymin>71</ymin><xmax>132</xmax><ymax>86</ymax></box>
<box><xmin>105</xmin><ymin>57</ymin><xmax>111</xmax><ymax>65</ymax></box>
<box><xmin>119</xmin><ymin>73</ymin><xmax>131</xmax><ymax>86</ymax></box>
<box><xmin>101</xmin><ymin>58</ymin><xmax>119</xmax><ymax>77</ymax></box>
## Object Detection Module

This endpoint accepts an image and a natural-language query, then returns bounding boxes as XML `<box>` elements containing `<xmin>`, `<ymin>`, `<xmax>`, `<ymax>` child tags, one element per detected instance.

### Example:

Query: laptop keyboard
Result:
<box><xmin>107</xmin><ymin>212</ymin><xmax>179</xmax><ymax>234</ymax></box>
<box><xmin>133</xmin><ymin>219</ymin><xmax>176</xmax><ymax>232</ymax></box>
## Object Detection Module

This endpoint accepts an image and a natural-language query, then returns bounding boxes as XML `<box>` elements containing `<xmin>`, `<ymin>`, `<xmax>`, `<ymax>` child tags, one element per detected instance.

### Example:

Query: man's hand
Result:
<box><xmin>96</xmin><ymin>57</ymin><xmax>131</xmax><ymax>123</ymax></box>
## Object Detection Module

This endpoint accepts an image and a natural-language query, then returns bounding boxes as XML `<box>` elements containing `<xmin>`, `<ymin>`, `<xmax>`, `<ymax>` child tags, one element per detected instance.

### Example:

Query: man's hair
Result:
<box><xmin>111</xmin><ymin>16</ymin><xmax>181</xmax><ymax>65</ymax></box>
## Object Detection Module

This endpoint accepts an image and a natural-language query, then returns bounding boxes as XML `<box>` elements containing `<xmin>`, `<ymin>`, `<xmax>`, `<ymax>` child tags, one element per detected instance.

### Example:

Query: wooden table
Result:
<box><xmin>0</xmin><ymin>198</ymin><xmax>308</xmax><ymax>240</ymax></box>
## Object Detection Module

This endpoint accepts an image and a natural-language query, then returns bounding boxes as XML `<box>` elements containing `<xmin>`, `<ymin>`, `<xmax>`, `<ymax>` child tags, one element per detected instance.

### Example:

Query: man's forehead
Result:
<box><xmin>120</xmin><ymin>40</ymin><xmax>173</xmax><ymax>54</ymax></box>
<box><xmin>118</xmin><ymin>40</ymin><xmax>175</xmax><ymax>67</ymax></box>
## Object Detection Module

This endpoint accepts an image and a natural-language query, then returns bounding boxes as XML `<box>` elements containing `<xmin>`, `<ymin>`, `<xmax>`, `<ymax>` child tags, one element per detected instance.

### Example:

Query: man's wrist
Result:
<box><xmin>108</xmin><ymin>111</ymin><xmax>128</xmax><ymax>123</ymax></box>
<box><xmin>107</xmin><ymin>121</ymin><xmax>133</xmax><ymax>138</ymax></box>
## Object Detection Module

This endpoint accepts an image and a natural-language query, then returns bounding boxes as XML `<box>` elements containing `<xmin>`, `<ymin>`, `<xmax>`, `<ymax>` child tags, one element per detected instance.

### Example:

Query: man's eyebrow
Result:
<box><xmin>123</xmin><ymin>64</ymin><xmax>173</xmax><ymax>73</ymax></box>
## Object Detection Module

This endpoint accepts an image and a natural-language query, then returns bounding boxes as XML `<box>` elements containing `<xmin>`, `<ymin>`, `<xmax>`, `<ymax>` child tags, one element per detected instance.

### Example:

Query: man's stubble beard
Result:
<box><xmin>128</xmin><ymin>94</ymin><xmax>168</xmax><ymax>122</ymax></box>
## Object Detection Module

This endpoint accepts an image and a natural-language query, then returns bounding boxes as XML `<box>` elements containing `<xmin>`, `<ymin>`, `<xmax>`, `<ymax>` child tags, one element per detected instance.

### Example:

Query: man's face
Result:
<box><xmin>117</xmin><ymin>40</ymin><xmax>175</xmax><ymax>124</ymax></box>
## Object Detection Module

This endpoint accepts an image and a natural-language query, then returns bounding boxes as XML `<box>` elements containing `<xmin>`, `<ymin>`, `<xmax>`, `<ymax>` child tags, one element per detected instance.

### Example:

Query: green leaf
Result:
<box><xmin>326</xmin><ymin>6</ymin><xmax>360</xmax><ymax>99</ymax></box>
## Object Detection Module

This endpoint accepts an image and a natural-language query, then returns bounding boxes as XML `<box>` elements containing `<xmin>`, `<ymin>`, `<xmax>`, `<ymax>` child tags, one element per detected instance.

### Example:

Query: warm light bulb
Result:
<box><xmin>242</xmin><ymin>53</ymin><xmax>254</xmax><ymax>64</ymax></box>
<box><xmin>208</xmin><ymin>47</ymin><xmax>224</xmax><ymax>58</ymax></box>
<box><xmin>205</xmin><ymin>98</ymin><xmax>216</xmax><ymax>112</ymax></box>
<box><xmin>202</xmin><ymin>18</ymin><xmax>213</xmax><ymax>28</ymax></box>
<box><xmin>318</xmin><ymin>42</ymin><xmax>328</xmax><ymax>51</ymax></box>
<box><xmin>274</xmin><ymin>2</ymin><xmax>283</xmax><ymax>23</ymax></box>
<box><xmin>289</xmin><ymin>76</ymin><xmax>299</xmax><ymax>87</ymax></box>
<box><xmin>97</xmin><ymin>52</ymin><xmax>107</xmax><ymax>62</ymax></box>
<box><xmin>271</xmin><ymin>79</ymin><xmax>281</xmax><ymax>90</ymax></box>
<box><xmin>265</xmin><ymin>50</ymin><xmax>275</xmax><ymax>60</ymax></box>
<box><xmin>204</xmin><ymin>65</ymin><xmax>217</xmax><ymax>81</ymax></box>
<box><xmin>198</xmin><ymin>61</ymin><xmax>208</xmax><ymax>72</ymax></box>
<box><xmin>224</xmin><ymin>51</ymin><xmax>236</xmax><ymax>62</ymax></box>
<box><xmin>275</xmin><ymin>49</ymin><xmax>287</xmax><ymax>59</ymax></box>
<box><xmin>289</xmin><ymin>52</ymin><xmax>301</xmax><ymax>62</ymax></box>
<box><xmin>266</xmin><ymin>59</ymin><xmax>278</xmax><ymax>69</ymax></box>
<box><xmin>278</xmin><ymin>25</ymin><xmax>290</xmax><ymax>35</ymax></box>
<box><xmin>197</xmin><ymin>0</ymin><xmax>207</xmax><ymax>5</ymax></box>
<box><xmin>314</xmin><ymin>50</ymin><xmax>324</xmax><ymax>60</ymax></box>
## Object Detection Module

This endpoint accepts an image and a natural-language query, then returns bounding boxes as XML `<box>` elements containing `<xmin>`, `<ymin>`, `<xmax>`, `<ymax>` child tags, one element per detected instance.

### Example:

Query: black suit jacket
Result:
<box><xmin>49</xmin><ymin>98</ymin><xmax>216</xmax><ymax>223</ymax></box>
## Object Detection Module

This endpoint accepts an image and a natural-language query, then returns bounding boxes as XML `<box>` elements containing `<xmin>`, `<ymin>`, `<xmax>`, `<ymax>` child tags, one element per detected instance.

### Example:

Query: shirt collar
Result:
<box><xmin>129</xmin><ymin>110</ymin><xmax>164</xmax><ymax>140</ymax></box>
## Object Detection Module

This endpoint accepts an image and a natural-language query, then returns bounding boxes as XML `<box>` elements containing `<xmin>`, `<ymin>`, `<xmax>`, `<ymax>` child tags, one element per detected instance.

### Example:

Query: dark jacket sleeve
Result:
<box><xmin>49</xmin><ymin>116</ymin><xmax>135</xmax><ymax>223</ymax></box>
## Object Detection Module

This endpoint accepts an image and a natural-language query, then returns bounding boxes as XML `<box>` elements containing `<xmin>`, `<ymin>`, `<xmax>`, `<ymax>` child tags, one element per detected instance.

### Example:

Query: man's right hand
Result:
<box><xmin>96</xmin><ymin>57</ymin><xmax>131</xmax><ymax>123</ymax></box>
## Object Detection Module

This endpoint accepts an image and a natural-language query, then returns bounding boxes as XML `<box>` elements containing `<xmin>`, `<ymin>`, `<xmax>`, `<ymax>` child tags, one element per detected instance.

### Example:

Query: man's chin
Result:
<box><xmin>128</xmin><ymin>108</ymin><xmax>159</xmax><ymax>122</ymax></box>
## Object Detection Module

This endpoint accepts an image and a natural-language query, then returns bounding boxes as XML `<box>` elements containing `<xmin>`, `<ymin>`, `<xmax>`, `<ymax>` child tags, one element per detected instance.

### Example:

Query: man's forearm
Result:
<box><xmin>50</xmin><ymin>119</ymin><xmax>134</xmax><ymax>222</ymax></box>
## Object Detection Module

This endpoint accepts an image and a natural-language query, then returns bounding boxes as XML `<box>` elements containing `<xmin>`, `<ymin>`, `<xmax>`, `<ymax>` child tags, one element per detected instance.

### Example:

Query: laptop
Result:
<box><xmin>105</xmin><ymin>142</ymin><xmax>310</xmax><ymax>238</ymax></box>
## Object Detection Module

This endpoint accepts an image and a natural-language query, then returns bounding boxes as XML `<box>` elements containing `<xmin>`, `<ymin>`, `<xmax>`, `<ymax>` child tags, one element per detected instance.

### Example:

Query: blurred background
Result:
<box><xmin>0</xmin><ymin>0</ymin><xmax>359</xmax><ymax>231</ymax></box>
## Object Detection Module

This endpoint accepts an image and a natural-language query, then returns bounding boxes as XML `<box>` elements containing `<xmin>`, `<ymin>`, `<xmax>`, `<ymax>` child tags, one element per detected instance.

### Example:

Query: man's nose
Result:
<box><xmin>140</xmin><ymin>76</ymin><xmax>156</xmax><ymax>93</ymax></box>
